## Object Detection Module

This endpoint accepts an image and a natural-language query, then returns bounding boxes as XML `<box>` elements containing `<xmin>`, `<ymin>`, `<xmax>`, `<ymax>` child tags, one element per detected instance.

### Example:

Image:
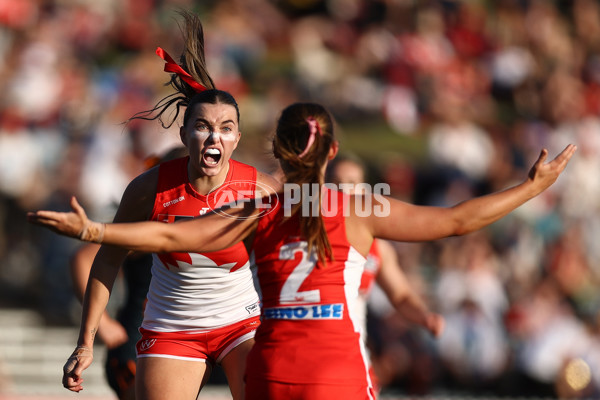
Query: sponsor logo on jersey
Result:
<box><xmin>139</xmin><ymin>339</ymin><xmax>156</xmax><ymax>351</ymax></box>
<box><xmin>263</xmin><ymin>304</ymin><xmax>344</xmax><ymax>320</ymax></box>
<box><xmin>244</xmin><ymin>319</ymin><xmax>260</xmax><ymax>329</ymax></box>
<box><xmin>163</xmin><ymin>196</ymin><xmax>185</xmax><ymax>208</ymax></box>
<box><xmin>245</xmin><ymin>302</ymin><xmax>260</xmax><ymax>314</ymax></box>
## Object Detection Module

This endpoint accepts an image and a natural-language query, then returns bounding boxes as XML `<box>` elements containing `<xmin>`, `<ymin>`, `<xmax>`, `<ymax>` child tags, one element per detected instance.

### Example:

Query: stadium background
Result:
<box><xmin>0</xmin><ymin>0</ymin><xmax>599</xmax><ymax>399</ymax></box>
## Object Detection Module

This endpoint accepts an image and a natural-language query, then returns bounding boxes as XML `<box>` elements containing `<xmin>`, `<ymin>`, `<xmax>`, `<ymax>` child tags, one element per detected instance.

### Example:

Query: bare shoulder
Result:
<box><xmin>256</xmin><ymin>170</ymin><xmax>283</xmax><ymax>194</ymax></box>
<box><xmin>113</xmin><ymin>166</ymin><xmax>160</xmax><ymax>223</ymax></box>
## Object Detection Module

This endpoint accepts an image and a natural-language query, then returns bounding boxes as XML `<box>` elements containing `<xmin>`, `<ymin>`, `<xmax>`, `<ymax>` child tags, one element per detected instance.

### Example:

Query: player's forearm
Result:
<box><xmin>393</xmin><ymin>293</ymin><xmax>431</xmax><ymax>327</ymax></box>
<box><xmin>101</xmin><ymin>221</ymin><xmax>184</xmax><ymax>253</ymax></box>
<box><xmin>449</xmin><ymin>180</ymin><xmax>538</xmax><ymax>236</ymax></box>
<box><xmin>76</xmin><ymin>258</ymin><xmax>121</xmax><ymax>347</ymax></box>
<box><xmin>77</xmin><ymin>279</ymin><xmax>111</xmax><ymax>348</ymax></box>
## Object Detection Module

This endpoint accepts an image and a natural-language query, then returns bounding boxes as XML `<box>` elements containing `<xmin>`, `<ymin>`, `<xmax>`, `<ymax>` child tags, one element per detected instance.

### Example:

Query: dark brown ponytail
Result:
<box><xmin>273</xmin><ymin>103</ymin><xmax>335</xmax><ymax>265</ymax></box>
<box><xmin>128</xmin><ymin>10</ymin><xmax>216</xmax><ymax>128</ymax></box>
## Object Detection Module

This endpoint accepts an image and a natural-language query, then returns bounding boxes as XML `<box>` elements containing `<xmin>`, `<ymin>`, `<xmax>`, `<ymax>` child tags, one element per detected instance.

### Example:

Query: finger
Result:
<box><xmin>71</xmin><ymin>196</ymin><xmax>86</xmax><ymax>218</ymax></box>
<box><xmin>549</xmin><ymin>145</ymin><xmax>576</xmax><ymax>172</ymax></box>
<box><xmin>555</xmin><ymin>144</ymin><xmax>577</xmax><ymax>162</ymax></box>
<box><xmin>436</xmin><ymin>317</ymin><xmax>445</xmax><ymax>337</ymax></box>
<box><xmin>65</xmin><ymin>374</ymin><xmax>83</xmax><ymax>385</ymax></box>
<box><xmin>535</xmin><ymin>148</ymin><xmax>548</xmax><ymax>166</ymax></box>
<box><xmin>63</xmin><ymin>358</ymin><xmax>77</xmax><ymax>375</ymax></box>
<box><xmin>31</xmin><ymin>210</ymin><xmax>63</xmax><ymax>221</ymax></box>
<box><xmin>63</xmin><ymin>374</ymin><xmax>81</xmax><ymax>389</ymax></box>
<box><xmin>428</xmin><ymin>314</ymin><xmax>444</xmax><ymax>337</ymax></box>
<box><xmin>28</xmin><ymin>217</ymin><xmax>59</xmax><ymax>228</ymax></box>
<box><xmin>64</xmin><ymin>378</ymin><xmax>84</xmax><ymax>392</ymax></box>
<box><xmin>73</xmin><ymin>363</ymin><xmax>87</xmax><ymax>377</ymax></box>
<box><xmin>26</xmin><ymin>214</ymin><xmax>43</xmax><ymax>224</ymax></box>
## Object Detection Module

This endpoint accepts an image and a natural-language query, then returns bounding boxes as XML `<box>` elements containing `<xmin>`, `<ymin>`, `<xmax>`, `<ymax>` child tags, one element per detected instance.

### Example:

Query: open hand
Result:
<box><xmin>528</xmin><ymin>144</ymin><xmax>577</xmax><ymax>192</ymax></box>
<box><xmin>27</xmin><ymin>197</ymin><xmax>104</xmax><ymax>242</ymax></box>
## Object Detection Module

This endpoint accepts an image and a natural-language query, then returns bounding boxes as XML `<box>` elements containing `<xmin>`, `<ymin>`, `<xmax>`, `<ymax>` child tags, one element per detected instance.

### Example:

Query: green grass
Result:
<box><xmin>336</xmin><ymin>119</ymin><xmax>428</xmax><ymax>168</ymax></box>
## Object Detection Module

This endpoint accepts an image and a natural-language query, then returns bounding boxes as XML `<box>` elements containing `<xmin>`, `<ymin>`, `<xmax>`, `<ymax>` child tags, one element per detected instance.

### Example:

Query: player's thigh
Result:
<box><xmin>135</xmin><ymin>356</ymin><xmax>210</xmax><ymax>400</ymax></box>
<box><xmin>220</xmin><ymin>337</ymin><xmax>255</xmax><ymax>400</ymax></box>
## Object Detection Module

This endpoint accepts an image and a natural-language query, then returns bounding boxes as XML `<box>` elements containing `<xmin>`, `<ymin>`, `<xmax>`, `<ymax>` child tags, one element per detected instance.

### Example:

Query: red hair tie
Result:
<box><xmin>298</xmin><ymin>117</ymin><xmax>322</xmax><ymax>158</ymax></box>
<box><xmin>156</xmin><ymin>47</ymin><xmax>207</xmax><ymax>93</ymax></box>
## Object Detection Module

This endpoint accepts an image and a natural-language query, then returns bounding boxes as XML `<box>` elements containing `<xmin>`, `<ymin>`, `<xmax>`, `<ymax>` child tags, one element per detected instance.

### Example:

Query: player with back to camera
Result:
<box><xmin>326</xmin><ymin>155</ymin><xmax>444</xmax><ymax>393</ymax></box>
<box><xmin>29</xmin><ymin>102</ymin><xmax>576</xmax><ymax>400</ymax></box>
<box><xmin>54</xmin><ymin>10</ymin><xmax>279</xmax><ymax>400</ymax></box>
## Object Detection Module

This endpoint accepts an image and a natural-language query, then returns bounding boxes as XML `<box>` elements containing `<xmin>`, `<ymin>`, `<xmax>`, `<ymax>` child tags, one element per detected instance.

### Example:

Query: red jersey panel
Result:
<box><xmin>248</xmin><ymin>188</ymin><xmax>374</xmax><ymax>393</ymax></box>
<box><xmin>143</xmin><ymin>157</ymin><xmax>261</xmax><ymax>331</ymax></box>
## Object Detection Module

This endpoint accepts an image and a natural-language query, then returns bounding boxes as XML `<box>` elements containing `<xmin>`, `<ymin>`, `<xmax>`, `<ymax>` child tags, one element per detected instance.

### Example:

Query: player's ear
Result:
<box><xmin>328</xmin><ymin>141</ymin><xmax>339</xmax><ymax>160</ymax></box>
<box><xmin>179</xmin><ymin>126</ymin><xmax>187</xmax><ymax>145</ymax></box>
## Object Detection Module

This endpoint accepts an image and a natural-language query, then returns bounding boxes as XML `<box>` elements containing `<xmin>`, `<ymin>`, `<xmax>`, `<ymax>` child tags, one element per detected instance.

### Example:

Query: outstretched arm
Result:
<box><xmin>28</xmin><ymin>196</ymin><xmax>259</xmax><ymax>254</ymax></box>
<box><xmin>367</xmin><ymin>145</ymin><xmax>576</xmax><ymax>242</ymax></box>
<box><xmin>60</xmin><ymin>169</ymin><xmax>157</xmax><ymax>393</ymax></box>
<box><xmin>375</xmin><ymin>240</ymin><xmax>444</xmax><ymax>337</ymax></box>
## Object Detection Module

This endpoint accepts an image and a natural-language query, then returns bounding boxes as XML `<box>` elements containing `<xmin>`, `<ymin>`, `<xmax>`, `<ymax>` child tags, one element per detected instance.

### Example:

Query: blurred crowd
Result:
<box><xmin>1</xmin><ymin>0</ymin><xmax>600</xmax><ymax>398</ymax></box>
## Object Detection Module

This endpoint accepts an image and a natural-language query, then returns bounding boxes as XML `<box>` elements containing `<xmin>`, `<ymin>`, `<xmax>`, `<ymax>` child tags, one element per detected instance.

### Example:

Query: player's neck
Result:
<box><xmin>188</xmin><ymin>162</ymin><xmax>230</xmax><ymax>195</ymax></box>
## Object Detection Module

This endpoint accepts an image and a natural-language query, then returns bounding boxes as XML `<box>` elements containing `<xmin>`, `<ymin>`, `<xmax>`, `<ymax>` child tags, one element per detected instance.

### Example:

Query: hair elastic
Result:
<box><xmin>298</xmin><ymin>117</ymin><xmax>322</xmax><ymax>158</ymax></box>
<box><xmin>156</xmin><ymin>47</ymin><xmax>207</xmax><ymax>93</ymax></box>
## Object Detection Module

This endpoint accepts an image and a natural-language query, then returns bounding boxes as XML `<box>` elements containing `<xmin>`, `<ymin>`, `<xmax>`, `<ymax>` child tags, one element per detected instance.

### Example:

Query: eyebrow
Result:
<box><xmin>194</xmin><ymin>118</ymin><xmax>235</xmax><ymax>125</ymax></box>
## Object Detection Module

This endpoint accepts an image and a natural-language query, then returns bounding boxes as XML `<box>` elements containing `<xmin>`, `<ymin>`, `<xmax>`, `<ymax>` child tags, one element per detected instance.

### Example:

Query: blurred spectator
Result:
<box><xmin>433</xmin><ymin>233</ymin><xmax>511</xmax><ymax>393</ymax></box>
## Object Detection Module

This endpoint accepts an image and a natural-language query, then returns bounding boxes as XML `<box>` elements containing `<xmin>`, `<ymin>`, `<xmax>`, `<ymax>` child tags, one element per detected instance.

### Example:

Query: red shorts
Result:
<box><xmin>136</xmin><ymin>316</ymin><xmax>260</xmax><ymax>364</ymax></box>
<box><xmin>245</xmin><ymin>377</ymin><xmax>375</xmax><ymax>400</ymax></box>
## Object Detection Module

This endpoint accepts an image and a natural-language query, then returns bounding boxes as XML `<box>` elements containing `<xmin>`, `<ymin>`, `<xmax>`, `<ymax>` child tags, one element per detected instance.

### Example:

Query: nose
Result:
<box><xmin>205</xmin><ymin>131</ymin><xmax>220</xmax><ymax>143</ymax></box>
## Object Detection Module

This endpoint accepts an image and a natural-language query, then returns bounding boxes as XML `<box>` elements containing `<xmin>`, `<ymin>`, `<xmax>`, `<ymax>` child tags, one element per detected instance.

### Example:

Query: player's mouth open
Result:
<box><xmin>203</xmin><ymin>149</ymin><xmax>221</xmax><ymax>166</ymax></box>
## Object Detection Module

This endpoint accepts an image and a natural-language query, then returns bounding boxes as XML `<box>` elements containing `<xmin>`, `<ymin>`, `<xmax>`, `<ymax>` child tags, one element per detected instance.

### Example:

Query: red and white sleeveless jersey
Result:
<box><xmin>248</xmin><ymin>187</ymin><xmax>374</xmax><ymax>392</ymax></box>
<box><xmin>360</xmin><ymin>240</ymin><xmax>381</xmax><ymax>296</ymax></box>
<box><xmin>354</xmin><ymin>239</ymin><xmax>382</xmax><ymax>336</ymax></box>
<box><xmin>143</xmin><ymin>157</ymin><xmax>261</xmax><ymax>331</ymax></box>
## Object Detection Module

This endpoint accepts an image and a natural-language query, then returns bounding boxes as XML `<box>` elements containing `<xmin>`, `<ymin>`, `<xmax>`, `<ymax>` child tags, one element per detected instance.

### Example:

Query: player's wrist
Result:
<box><xmin>78</xmin><ymin>222</ymin><xmax>105</xmax><ymax>243</ymax></box>
<box><xmin>69</xmin><ymin>345</ymin><xmax>93</xmax><ymax>360</ymax></box>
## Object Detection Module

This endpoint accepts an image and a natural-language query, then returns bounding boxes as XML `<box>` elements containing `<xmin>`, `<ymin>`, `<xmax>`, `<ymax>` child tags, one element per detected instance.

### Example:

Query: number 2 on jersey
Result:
<box><xmin>278</xmin><ymin>242</ymin><xmax>320</xmax><ymax>304</ymax></box>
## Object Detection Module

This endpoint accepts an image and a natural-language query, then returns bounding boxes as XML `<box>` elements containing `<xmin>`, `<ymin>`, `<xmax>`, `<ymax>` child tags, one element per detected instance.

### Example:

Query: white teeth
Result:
<box><xmin>203</xmin><ymin>148</ymin><xmax>221</xmax><ymax>166</ymax></box>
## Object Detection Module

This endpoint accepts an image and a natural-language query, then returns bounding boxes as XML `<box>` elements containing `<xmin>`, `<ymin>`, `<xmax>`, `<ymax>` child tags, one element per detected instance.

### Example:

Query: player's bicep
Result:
<box><xmin>112</xmin><ymin>168</ymin><xmax>158</xmax><ymax>224</ymax></box>
<box><xmin>368</xmin><ymin>197</ymin><xmax>457</xmax><ymax>242</ymax></box>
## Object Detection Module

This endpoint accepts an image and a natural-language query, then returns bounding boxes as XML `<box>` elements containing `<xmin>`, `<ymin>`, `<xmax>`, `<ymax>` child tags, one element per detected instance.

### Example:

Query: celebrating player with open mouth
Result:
<box><xmin>44</xmin><ymin>11</ymin><xmax>279</xmax><ymax>400</ymax></box>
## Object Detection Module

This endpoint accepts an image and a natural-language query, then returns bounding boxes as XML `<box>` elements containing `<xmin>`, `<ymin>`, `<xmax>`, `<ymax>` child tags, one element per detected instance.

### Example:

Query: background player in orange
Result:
<box><xmin>28</xmin><ymin>102</ymin><xmax>576</xmax><ymax>399</ymax></box>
